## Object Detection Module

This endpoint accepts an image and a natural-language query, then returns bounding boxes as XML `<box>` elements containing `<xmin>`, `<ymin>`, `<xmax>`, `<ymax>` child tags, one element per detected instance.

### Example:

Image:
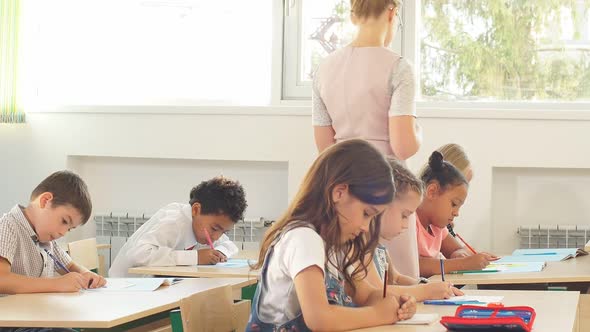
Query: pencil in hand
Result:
<box><xmin>383</xmin><ymin>262</ymin><xmax>388</xmax><ymax>298</ymax></box>
<box><xmin>203</xmin><ymin>228</ymin><xmax>215</xmax><ymax>250</ymax></box>
<box><xmin>456</xmin><ymin>233</ymin><xmax>478</xmax><ymax>255</ymax></box>
<box><xmin>447</xmin><ymin>224</ymin><xmax>477</xmax><ymax>255</ymax></box>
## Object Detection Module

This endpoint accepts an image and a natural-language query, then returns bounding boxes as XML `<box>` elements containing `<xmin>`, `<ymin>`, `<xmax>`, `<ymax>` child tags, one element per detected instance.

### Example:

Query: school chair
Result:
<box><xmin>68</xmin><ymin>237</ymin><xmax>100</xmax><ymax>275</ymax></box>
<box><xmin>170</xmin><ymin>285</ymin><xmax>251</xmax><ymax>332</ymax></box>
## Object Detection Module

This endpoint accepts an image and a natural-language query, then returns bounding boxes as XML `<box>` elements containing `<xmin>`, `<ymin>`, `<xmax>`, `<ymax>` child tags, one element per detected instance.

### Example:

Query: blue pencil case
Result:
<box><xmin>440</xmin><ymin>305</ymin><xmax>536</xmax><ymax>332</ymax></box>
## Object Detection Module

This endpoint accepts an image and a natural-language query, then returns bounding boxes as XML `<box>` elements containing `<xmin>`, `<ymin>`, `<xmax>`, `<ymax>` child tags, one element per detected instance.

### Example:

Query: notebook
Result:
<box><xmin>512</xmin><ymin>248</ymin><xmax>587</xmax><ymax>259</ymax></box>
<box><xmin>208</xmin><ymin>258</ymin><xmax>253</xmax><ymax>268</ymax></box>
<box><xmin>497</xmin><ymin>248</ymin><xmax>588</xmax><ymax>263</ymax></box>
<box><xmin>85</xmin><ymin>277</ymin><xmax>182</xmax><ymax>292</ymax></box>
<box><xmin>396</xmin><ymin>313</ymin><xmax>439</xmax><ymax>325</ymax></box>
<box><xmin>452</xmin><ymin>262</ymin><xmax>546</xmax><ymax>274</ymax></box>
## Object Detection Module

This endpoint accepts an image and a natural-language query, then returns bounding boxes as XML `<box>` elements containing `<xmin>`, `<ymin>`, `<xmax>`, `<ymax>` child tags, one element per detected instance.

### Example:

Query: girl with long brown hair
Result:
<box><xmin>246</xmin><ymin>139</ymin><xmax>411</xmax><ymax>331</ymax></box>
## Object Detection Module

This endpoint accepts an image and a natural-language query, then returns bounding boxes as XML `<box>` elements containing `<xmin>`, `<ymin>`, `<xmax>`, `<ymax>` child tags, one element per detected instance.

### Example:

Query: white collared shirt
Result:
<box><xmin>108</xmin><ymin>203</ymin><xmax>239</xmax><ymax>277</ymax></box>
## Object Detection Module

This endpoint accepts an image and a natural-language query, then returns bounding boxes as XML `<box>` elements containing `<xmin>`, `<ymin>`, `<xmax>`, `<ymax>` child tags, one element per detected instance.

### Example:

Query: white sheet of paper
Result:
<box><xmin>397</xmin><ymin>313</ymin><xmax>439</xmax><ymax>325</ymax></box>
<box><xmin>85</xmin><ymin>278</ymin><xmax>176</xmax><ymax>292</ymax></box>
<box><xmin>97</xmin><ymin>279</ymin><xmax>134</xmax><ymax>290</ymax></box>
<box><xmin>197</xmin><ymin>259</ymin><xmax>254</xmax><ymax>268</ymax></box>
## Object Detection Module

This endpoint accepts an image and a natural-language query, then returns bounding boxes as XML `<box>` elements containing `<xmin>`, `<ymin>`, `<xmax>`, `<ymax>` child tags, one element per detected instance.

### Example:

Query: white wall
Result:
<box><xmin>68</xmin><ymin>155</ymin><xmax>288</xmax><ymax>240</ymax></box>
<box><xmin>1</xmin><ymin>109</ymin><xmax>590</xmax><ymax>251</ymax></box>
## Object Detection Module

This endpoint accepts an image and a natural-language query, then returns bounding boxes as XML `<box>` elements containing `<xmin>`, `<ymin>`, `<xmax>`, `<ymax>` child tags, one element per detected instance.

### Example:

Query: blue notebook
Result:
<box><xmin>452</xmin><ymin>262</ymin><xmax>546</xmax><ymax>274</ymax></box>
<box><xmin>497</xmin><ymin>248</ymin><xmax>587</xmax><ymax>263</ymax></box>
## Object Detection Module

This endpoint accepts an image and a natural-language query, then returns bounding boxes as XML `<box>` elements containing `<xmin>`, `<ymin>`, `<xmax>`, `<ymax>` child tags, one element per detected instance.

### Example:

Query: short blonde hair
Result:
<box><xmin>350</xmin><ymin>0</ymin><xmax>400</xmax><ymax>20</ymax></box>
<box><xmin>437</xmin><ymin>143</ymin><xmax>470</xmax><ymax>174</ymax></box>
<box><xmin>419</xmin><ymin>143</ymin><xmax>471</xmax><ymax>178</ymax></box>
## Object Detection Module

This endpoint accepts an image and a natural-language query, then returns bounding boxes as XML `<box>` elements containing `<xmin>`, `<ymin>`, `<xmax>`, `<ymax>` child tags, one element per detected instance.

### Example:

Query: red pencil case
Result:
<box><xmin>440</xmin><ymin>305</ymin><xmax>536</xmax><ymax>332</ymax></box>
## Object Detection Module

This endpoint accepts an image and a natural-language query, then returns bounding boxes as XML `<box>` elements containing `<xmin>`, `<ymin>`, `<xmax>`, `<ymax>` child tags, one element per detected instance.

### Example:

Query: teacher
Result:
<box><xmin>311</xmin><ymin>0</ymin><xmax>422</xmax><ymax>278</ymax></box>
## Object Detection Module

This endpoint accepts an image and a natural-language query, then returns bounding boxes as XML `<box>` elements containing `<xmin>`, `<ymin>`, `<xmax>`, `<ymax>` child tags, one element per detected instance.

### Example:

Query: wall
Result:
<box><xmin>1</xmin><ymin>109</ymin><xmax>590</xmax><ymax>251</ymax></box>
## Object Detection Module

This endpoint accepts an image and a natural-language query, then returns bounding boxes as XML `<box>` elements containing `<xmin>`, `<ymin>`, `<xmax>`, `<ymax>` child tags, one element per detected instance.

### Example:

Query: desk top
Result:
<box><xmin>352</xmin><ymin>289</ymin><xmax>580</xmax><ymax>332</ymax></box>
<box><xmin>129</xmin><ymin>265</ymin><xmax>260</xmax><ymax>279</ymax></box>
<box><xmin>429</xmin><ymin>253</ymin><xmax>590</xmax><ymax>285</ymax></box>
<box><xmin>0</xmin><ymin>277</ymin><xmax>254</xmax><ymax>328</ymax></box>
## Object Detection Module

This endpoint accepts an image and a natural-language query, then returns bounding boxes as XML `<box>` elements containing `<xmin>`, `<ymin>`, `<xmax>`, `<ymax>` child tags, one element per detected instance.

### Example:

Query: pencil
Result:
<box><xmin>383</xmin><ymin>262</ymin><xmax>388</xmax><ymax>298</ymax></box>
<box><xmin>456</xmin><ymin>233</ymin><xmax>478</xmax><ymax>255</ymax></box>
<box><xmin>44</xmin><ymin>248</ymin><xmax>70</xmax><ymax>273</ymax></box>
<box><xmin>447</xmin><ymin>224</ymin><xmax>478</xmax><ymax>255</ymax></box>
<box><xmin>440</xmin><ymin>259</ymin><xmax>445</xmax><ymax>282</ymax></box>
<box><xmin>203</xmin><ymin>228</ymin><xmax>215</xmax><ymax>250</ymax></box>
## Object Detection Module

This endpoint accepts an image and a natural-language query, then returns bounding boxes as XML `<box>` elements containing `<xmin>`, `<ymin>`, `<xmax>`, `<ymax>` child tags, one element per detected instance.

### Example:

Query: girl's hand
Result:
<box><xmin>480</xmin><ymin>252</ymin><xmax>501</xmax><ymax>261</ymax></box>
<box><xmin>397</xmin><ymin>295</ymin><xmax>416</xmax><ymax>320</ymax></box>
<box><xmin>461</xmin><ymin>253</ymin><xmax>492</xmax><ymax>270</ymax></box>
<box><xmin>450</xmin><ymin>250</ymin><xmax>470</xmax><ymax>258</ymax></box>
<box><xmin>452</xmin><ymin>286</ymin><xmax>464</xmax><ymax>296</ymax></box>
<box><xmin>423</xmin><ymin>281</ymin><xmax>455</xmax><ymax>299</ymax></box>
<box><xmin>374</xmin><ymin>293</ymin><xmax>399</xmax><ymax>325</ymax></box>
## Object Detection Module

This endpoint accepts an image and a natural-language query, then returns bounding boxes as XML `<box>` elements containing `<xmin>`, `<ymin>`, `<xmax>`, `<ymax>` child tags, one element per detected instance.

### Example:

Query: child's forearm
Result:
<box><xmin>419</xmin><ymin>257</ymin><xmax>466</xmax><ymax>277</ymax></box>
<box><xmin>309</xmin><ymin>303</ymin><xmax>397</xmax><ymax>331</ymax></box>
<box><xmin>394</xmin><ymin>273</ymin><xmax>419</xmax><ymax>285</ymax></box>
<box><xmin>0</xmin><ymin>272</ymin><xmax>58</xmax><ymax>294</ymax></box>
<box><xmin>450</xmin><ymin>248</ymin><xmax>471</xmax><ymax>258</ymax></box>
<box><xmin>68</xmin><ymin>262</ymin><xmax>90</xmax><ymax>274</ymax></box>
<box><xmin>390</xmin><ymin>285</ymin><xmax>429</xmax><ymax>302</ymax></box>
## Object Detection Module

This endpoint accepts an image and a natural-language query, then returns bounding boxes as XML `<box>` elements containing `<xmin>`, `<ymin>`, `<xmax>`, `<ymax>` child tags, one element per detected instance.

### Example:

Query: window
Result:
<box><xmin>21</xmin><ymin>0</ymin><xmax>273</xmax><ymax>108</ymax></box>
<box><xmin>421</xmin><ymin>0</ymin><xmax>590</xmax><ymax>102</ymax></box>
<box><xmin>283</xmin><ymin>0</ymin><xmax>590</xmax><ymax>106</ymax></box>
<box><xmin>282</xmin><ymin>0</ymin><xmax>405</xmax><ymax>100</ymax></box>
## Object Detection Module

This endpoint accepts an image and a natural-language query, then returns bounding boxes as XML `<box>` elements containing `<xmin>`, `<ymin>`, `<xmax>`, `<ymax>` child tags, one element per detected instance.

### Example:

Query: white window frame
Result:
<box><xmin>280</xmin><ymin>0</ymin><xmax>590</xmax><ymax>113</ymax></box>
<box><xmin>281</xmin><ymin>0</ymin><xmax>412</xmax><ymax>101</ymax></box>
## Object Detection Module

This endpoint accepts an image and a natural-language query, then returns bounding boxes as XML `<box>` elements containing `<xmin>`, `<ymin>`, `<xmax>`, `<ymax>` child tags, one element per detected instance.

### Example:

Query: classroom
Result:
<box><xmin>0</xmin><ymin>0</ymin><xmax>589</xmax><ymax>331</ymax></box>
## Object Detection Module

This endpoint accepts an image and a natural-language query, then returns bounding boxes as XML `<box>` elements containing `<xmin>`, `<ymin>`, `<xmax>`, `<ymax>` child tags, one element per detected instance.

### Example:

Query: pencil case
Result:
<box><xmin>440</xmin><ymin>305</ymin><xmax>536</xmax><ymax>332</ymax></box>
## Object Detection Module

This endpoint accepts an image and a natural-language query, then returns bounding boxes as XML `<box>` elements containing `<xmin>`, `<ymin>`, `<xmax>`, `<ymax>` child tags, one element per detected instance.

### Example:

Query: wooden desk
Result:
<box><xmin>128</xmin><ymin>265</ymin><xmax>259</xmax><ymax>279</ymax></box>
<box><xmin>429</xmin><ymin>254</ymin><xmax>590</xmax><ymax>286</ymax></box>
<box><xmin>352</xmin><ymin>289</ymin><xmax>580</xmax><ymax>332</ymax></box>
<box><xmin>585</xmin><ymin>240</ymin><xmax>590</xmax><ymax>252</ymax></box>
<box><xmin>0</xmin><ymin>278</ymin><xmax>254</xmax><ymax>329</ymax></box>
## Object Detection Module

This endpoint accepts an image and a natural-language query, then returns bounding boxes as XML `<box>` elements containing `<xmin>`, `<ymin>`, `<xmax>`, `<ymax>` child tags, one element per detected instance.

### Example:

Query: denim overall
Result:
<box><xmin>246</xmin><ymin>223</ymin><xmax>352</xmax><ymax>332</ymax></box>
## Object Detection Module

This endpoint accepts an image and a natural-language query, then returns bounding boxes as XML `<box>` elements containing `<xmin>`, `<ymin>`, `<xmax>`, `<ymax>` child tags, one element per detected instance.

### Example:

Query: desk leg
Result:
<box><xmin>580</xmin><ymin>294</ymin><xmax>590</xmax><ymax>332</ymax></box>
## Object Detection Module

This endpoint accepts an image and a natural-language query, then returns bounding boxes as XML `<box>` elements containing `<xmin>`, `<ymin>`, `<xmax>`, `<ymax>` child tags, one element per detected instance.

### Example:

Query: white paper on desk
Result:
<box><xmin>396</xmin><ymin>313</ymin><xmax>439</xmax><ymax>325</ymax></box>
<box><xmin>200</xmin><ymin>258</ymin><xmax>253</xmax><ymax>268</ymax></box>
<box><xmin>84</xmin><ymin>278</ymin><xmax>180</xmax><ymax>292</ymax></box>
<box><xmin>450</xmin><ymin>295</ymin><xmax>504</xmax><ymax>303</ymax></box>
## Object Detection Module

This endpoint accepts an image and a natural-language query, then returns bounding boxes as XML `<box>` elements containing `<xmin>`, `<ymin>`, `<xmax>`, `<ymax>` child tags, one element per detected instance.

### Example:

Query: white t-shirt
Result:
<box><xmin>257</xmin><ymin>226</ymin><xmax>326</xmax><ymax>325</ymax></box>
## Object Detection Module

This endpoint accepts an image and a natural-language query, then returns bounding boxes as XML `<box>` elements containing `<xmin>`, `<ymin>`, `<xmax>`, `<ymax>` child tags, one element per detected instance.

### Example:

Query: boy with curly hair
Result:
<box><xmin>109</xmin><ymin>177</ymin><xmax>247</xmax><ymax>277</ymax></box>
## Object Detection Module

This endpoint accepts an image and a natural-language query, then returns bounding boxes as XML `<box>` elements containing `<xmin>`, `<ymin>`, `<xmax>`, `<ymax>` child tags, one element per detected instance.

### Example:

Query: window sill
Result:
<box><xmin>26</xmin><ymin>102</ymin><xmax>590</xmax><ymax>121</ymax></box>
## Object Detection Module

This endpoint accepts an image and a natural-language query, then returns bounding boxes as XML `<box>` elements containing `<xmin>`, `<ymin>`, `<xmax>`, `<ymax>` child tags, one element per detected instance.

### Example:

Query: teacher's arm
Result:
<box><xmin>314</xmin><ymin>126</ymin><xmax>336</xmax><ymax>153</ymax></box>
<box><xmin>389</xmin><ymin>116</ymin><xmax>421</xmax><ymax>160</ymax></box>
<box><xmin>388</xmin><ymin>59</ymin><xmax>421</xmax><ymax>160</ymax></box>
